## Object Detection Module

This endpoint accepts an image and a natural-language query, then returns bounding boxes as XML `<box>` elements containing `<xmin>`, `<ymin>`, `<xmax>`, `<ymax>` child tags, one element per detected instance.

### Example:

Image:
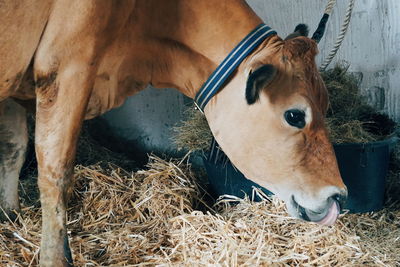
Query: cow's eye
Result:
<box><xmin>284</xmin><ymin>109</ymin><xmax>306</xmax><ymax>129</ymax></box>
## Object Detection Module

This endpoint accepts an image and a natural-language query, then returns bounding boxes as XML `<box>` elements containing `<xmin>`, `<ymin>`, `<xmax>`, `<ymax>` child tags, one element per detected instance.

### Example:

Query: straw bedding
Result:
<box><xmin>1</xmin><ymin>154</ymin><xmax>399</xmax><ymax>266</ymax></box>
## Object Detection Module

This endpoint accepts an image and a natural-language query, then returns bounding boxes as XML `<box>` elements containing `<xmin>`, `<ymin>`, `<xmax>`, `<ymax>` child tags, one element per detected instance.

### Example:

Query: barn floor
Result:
<box><xmin>0</xmin><ymin>120</ymin><xmax>399</xmax><ymax>266</ymax></box>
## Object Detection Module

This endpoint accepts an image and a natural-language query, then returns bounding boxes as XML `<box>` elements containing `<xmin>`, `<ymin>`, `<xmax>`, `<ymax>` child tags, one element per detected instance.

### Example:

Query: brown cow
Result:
<box><xmin>0</xmin><ymin>0</ymin><xmax>347</xmax><ymax>266</ymax></box>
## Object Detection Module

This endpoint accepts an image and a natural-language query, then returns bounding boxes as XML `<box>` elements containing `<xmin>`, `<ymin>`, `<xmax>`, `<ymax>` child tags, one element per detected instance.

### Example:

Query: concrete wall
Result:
<box><xmin>102</xmin><ymin>87</ymin><xmax>191</xmax><ymax>155</ymax></box>
<box><xmin>248</xmin><ymin>0</ymin><xmax>400</xmax><ymax>118</ymax></box>
<box><xmin>103</xmin><ymin>0</ymin><xmax>400</xmax><ymax>154</ymax></box>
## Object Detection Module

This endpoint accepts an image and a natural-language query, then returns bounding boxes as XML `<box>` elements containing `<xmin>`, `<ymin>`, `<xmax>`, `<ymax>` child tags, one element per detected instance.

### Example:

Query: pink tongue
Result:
<box><xmin>316</xmin><ymin>201</ymin><xmax>340</xmax><ymax>226</ymax></box>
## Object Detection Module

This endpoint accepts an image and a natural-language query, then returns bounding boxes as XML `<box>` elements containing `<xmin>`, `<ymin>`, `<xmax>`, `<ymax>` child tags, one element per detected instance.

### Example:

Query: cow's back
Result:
<box><xmin>0</xmin><ymin>0</ymin><xmax>52</xmax><ymax>100</ymax></box>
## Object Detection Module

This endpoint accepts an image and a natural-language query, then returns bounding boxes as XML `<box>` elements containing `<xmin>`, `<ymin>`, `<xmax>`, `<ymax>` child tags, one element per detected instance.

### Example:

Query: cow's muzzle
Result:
<box><xmin>291</xmin><ymin>193</ymin><xmax>347</xmax><ymax>225</ymax></box>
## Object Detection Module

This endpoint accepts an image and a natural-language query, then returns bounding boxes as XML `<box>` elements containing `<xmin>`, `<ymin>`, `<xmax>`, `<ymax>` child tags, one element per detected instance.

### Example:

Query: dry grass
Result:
<box><xmin>1</xmin><ymin>155</ymin><xmax>399</xmax><ymax>266</ymax></box>
<box><xmin>321</xmin><ymin>64</ymin><xmax>367</xmax><ymax>121</ymax></box>
<box><xmin>172</xmin><ymin>106</ymin><xmax>212</xmax><ymax>152</ymax></box>
<box><xmin>326</xmin><ymin>118</ymin><xmax>378</xmax><ymax>144</ymax></box>
<box><xmin>322</xmin><ymin>64</ymin><xmax>396</xmax><ymax>143</ymax></box>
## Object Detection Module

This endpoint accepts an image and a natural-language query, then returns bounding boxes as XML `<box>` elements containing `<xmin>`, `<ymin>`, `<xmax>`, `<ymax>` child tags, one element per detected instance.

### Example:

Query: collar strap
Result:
<box><xmin>194</xmin><ymin>23</ymin><xmax>277</xmax><ymax>112</ymax></box>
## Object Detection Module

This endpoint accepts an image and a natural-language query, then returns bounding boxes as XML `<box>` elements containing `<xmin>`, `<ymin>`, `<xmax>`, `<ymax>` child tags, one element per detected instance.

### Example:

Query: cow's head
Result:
<box><xmin>205</xmin><ymin>25</ymin><xmax>347</xmax><ymax>225</ymax></box>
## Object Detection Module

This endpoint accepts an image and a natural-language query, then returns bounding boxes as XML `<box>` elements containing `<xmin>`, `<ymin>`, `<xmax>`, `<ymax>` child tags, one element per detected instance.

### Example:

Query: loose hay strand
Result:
<box><xmin>172</xmin><ymin>106</ymin><xmax>212</xmax><ymax>152</ymax></box>
<box><xmin>1</xmin><ymin>155</ymin><xmax>399</xmax><ymax>266</ymax></box>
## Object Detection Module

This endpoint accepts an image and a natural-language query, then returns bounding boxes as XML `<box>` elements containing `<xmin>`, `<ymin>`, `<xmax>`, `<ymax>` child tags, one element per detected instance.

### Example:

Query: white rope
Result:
<box><xmin>324</xmin><ymin>0</ymin><xmax>337</xmax><ymax>15</ymax></box>
<box><xmin>320</xmin><ymin>0</ymin><xmax>356</xmax><ymax>71</ymax></box>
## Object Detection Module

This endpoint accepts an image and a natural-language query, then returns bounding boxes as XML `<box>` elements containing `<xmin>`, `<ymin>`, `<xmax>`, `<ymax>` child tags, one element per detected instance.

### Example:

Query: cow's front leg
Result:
<box><xmin>0</xmin><ymin>99</ymin><xmax>28</xmax><ymax>221</ymax></box>
<box><xmin>35</xmin><ymin>63</ymin><xmax>95</xmax><ymax>267</ymax></box>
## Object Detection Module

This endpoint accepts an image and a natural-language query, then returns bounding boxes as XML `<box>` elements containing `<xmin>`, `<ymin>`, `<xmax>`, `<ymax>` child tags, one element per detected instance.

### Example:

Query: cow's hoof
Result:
<box><xmin>64</xmin><ymin>234</ymin><xmax>74</xmax><ymax>267</ymax></box>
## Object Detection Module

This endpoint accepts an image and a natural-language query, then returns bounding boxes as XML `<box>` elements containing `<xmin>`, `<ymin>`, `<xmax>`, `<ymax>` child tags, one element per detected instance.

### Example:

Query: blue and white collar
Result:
<box><xmin>194</xmin><ymin>23</ymin><xmax>276</xmax><ymax>112</ymax></box>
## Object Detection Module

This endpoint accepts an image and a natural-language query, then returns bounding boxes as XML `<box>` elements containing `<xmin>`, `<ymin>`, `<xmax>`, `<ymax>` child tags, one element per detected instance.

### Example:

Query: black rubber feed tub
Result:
<box><xmin>204</xmin><ymin>137</ymin><xmax>397</xmax><ymax>213</ymax></box>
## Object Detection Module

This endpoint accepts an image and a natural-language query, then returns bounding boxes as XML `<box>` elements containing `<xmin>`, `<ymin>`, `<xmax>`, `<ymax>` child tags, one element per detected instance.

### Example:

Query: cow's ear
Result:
<box><xmin>285</xmin><ymin>24</ymin><xmax>309</xmax><ymax>40</ymax></box>
<box><xmin>245</xmin><ymin>64</ymin><xmax>277</xmax><ymax>105</ymax></box>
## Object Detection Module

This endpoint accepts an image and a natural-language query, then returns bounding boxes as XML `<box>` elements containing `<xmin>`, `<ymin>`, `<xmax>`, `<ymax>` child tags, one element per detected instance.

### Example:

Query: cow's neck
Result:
<box><xmin>139</xmin><ymin>0</ymin><xmax>262</xmax><ymax>98</ymax></box>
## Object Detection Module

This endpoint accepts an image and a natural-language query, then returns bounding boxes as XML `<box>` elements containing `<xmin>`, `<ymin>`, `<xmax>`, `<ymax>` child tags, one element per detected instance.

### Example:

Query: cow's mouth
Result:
<box><xmin>291</xmin><ymin>196</ymin><xmax>341</xmax><ymax>226</ymax></box>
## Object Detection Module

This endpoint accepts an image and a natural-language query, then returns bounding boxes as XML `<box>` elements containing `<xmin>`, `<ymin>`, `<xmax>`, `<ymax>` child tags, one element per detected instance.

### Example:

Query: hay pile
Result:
<box><xmin>172</xmin><ymin>107</ymin><xmax>213</xmax><ymax>152</ymax></box>
<box><xmin>1</xmin><ymin>155</ymin><xmax>399</xmax><ymax>266</ymax></box>
<box><xmin>322</xmin><ymin>64</ymin><xmax>396</xmax><ymax>144</ymax></box>
<box><xmin>173</xmin><ymin>107</ymin><xmax>211</xmax><ymax>152</ymax></box>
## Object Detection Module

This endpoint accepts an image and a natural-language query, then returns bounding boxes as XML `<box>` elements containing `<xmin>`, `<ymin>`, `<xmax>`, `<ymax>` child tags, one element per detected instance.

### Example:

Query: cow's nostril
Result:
<box><xmin>330</xmin><ymin>193</ymin><xmax>347</xmax><ymax>210</ymax></box>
